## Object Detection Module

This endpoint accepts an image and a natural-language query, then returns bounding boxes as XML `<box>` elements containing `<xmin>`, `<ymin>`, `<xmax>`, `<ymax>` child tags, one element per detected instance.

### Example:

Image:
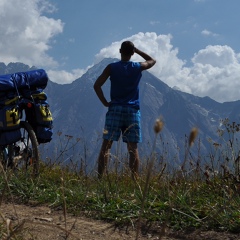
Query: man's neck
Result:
<box><xmin>121</xmin><ymin>55</ymin><xmax>131</xmax><ymax>61</ymax></box>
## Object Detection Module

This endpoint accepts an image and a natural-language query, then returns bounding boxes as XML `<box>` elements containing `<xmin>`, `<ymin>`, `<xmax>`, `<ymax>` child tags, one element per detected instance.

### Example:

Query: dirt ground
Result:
<box><xmin>1</xmin><ymin>202</ymin><xmax>240</xmax><ymax>240</ymax></box>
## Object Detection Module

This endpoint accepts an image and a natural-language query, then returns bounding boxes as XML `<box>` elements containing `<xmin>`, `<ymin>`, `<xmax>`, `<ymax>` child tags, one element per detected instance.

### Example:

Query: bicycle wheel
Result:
<box><xmin>11</xmin><ymin>121</ymin><xmax>40</xmax><ymax>177</ymax></box>
<box><xmin>0</xmin><ymin>146</ymin><xmax>9</xmax><ymax>171</ymax></box>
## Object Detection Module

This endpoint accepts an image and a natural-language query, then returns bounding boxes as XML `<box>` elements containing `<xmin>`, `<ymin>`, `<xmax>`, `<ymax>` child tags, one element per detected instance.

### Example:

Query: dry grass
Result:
<box><xmin>1</xmin><ymin>118</ymin><xmax>240</xmax><ymax>239</ymax></box>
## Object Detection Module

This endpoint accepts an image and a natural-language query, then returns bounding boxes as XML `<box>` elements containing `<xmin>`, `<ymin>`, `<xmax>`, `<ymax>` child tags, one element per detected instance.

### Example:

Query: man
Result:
<box><xmin>94</xmin><ymin>41</ymin><xmax>156</xmax><ymax>178</ymax></box>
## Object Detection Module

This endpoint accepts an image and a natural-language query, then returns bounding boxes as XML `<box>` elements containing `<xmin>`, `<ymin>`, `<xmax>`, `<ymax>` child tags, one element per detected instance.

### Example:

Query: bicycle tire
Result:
<box><xmin>12</xmin><ymin>121</ymin><xmax>40</xmax><ymax>177</ymax></box>
<box><xmin>0</xmin><ymin>146</ymin><xmax>9</xmax><ymax>171</ymax></box>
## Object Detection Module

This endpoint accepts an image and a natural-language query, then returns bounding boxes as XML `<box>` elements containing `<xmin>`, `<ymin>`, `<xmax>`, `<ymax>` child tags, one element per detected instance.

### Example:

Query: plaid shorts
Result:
<box><xmin>103</xmin><ymin>105</ymin><xmax>142</xmax><ymax>143</ymax></box>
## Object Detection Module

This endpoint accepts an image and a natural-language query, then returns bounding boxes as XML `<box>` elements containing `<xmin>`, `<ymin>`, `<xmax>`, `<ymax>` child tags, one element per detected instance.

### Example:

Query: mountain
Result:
<box><xmin>0</xmin><ymin>62</ymin><xmax>36</xmax><ymax>75</ymax></box>
<box><xmin>1</xmin><ymin>61</ymin><xmax>240</xmax><ymax>171</ymax></box>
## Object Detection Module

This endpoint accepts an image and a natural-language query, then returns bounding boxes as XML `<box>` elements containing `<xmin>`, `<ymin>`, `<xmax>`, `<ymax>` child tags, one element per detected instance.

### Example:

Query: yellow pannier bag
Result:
<box><xmin>0</xmin><ymin>99</ymin><xmax>21</xmax><ymax>145</ymax></box>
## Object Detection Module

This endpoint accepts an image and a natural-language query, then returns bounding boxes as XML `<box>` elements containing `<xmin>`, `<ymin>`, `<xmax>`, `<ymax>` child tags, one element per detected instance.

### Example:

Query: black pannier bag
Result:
<box><xmin>13</xmin><ymin>69</ymin><xmax>53</xmax><ymax>144</ymax></box>
<box><xmin>0</xmin><ymin>97</ymin><xmax>21</xmax><ymax>146</ymax></box>
<box><xmin>25</xmin><ymin>92</ymin><xmax>53</xmax><ymax>144</ymax></box>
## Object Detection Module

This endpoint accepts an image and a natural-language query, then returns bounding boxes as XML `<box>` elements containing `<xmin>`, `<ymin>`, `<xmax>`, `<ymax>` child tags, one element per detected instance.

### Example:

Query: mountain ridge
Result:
<box><xmin>1</xmin><ymin>60</ymin><xmax>240</xmax><ymax>170</ymax></box>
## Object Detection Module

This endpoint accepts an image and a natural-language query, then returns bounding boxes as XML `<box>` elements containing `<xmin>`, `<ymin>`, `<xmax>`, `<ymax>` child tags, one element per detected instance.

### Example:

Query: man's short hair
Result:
<box><xmin>120</xmin><ymin>41</ymin><xmax>134</xmax><ymax>55</ymax></box>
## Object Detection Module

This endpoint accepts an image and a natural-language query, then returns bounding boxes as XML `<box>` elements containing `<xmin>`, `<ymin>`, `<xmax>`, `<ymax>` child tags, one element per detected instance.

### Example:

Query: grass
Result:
<box><xmin>1</xmin><ymin>118</ymin><xmax>240</xmax><ymax>238</ymax></box>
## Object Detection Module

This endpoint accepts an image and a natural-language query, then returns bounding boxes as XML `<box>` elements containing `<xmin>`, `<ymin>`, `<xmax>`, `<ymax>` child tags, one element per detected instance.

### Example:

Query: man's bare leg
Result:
<box><xmin>127</xmin><ymin>142</ymin><xmax>140</xmax><ymax>179</ymax></box>
<box><xmin>97</xmin><ymin>139</ymin><xmax>113</xmax><ymax>178</ymax></box>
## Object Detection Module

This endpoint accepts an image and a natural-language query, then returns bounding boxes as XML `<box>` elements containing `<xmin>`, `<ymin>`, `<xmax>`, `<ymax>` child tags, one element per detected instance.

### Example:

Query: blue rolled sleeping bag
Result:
<box><xmin>0</xmin><ymin>74</ymin><xmax>15</xmax><ymax>91</ymax></box>
<box><xmin>0</xmin><ymin>69</ymin><xmax>49</xmax><ymax>92</ymax></box>
<box><xmin>12</xmin><ymin>69</ymin><xmax>48</xmax><ymax>90</ymax></box>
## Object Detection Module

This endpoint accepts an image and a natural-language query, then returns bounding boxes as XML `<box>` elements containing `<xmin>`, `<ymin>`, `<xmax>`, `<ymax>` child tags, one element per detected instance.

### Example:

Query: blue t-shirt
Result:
<box><xmin>109</xmin><ymin>61</ymin><xmax>142</xmax><ymax>108</ymax></box>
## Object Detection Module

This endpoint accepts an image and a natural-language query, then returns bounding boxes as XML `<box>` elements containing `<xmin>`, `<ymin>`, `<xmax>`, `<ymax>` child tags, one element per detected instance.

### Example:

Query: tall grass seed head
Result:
<box><xmin>189</xmin><ymin>127</ymin><xmax>198</xmax><ymax>147</ymax></box>
<box><xmin>103</xmin><ymin>129</ymin><xmax>108</xmax><ymax>134</ymax></box>
<box><xmin>154</xmin><ymin>118</ymin><xmax>164</xmax><ymax>133</ymax></box>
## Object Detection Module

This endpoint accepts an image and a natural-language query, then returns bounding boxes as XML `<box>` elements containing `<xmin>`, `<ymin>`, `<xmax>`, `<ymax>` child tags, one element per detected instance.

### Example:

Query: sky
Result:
<box><xmin>0</xmin><ymin>0</ymin><xmax>240</xmax><ymax>103</ymax></box>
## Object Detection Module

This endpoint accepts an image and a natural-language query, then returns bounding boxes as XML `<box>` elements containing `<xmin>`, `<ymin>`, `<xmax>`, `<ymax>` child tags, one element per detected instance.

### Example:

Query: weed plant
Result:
<box><xmin>1</xmin><ymin>118</ymin><xmax>240</xmax><ymax>238</ymax></box>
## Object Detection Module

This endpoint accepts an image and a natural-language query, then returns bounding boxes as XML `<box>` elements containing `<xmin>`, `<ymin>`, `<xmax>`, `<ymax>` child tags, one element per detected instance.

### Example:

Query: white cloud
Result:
<box><xmin>68</xmin><ymin>38</ymin><xmax>75</xmax><ymax>43</ymax></box>
<box><xmin>94</xmin><ymin>32</ymin><xmax>240</xmax><ymax>103</ymax></box>
<box><xmin>0</xmin><ymin>0</ymin><xmax>63</xmax><ymax>67</ymax></box>
<box><xmin>182</xmin><ymin>45</ymin><xmax>240</xmax><ymax>102</ymax></box>
<box><xmin>201</xmin><ymin>29</ymin><xmax>219</xmax><ymax>37</ymax></box>
<box><xmin>163</xmin><ymin>44</ymin><xmax>240</xmax><ymax>103</ymax></box>
<box><xmin>47</xmin><ymin>68</ymin><xmax>87</xmax><ymax>84</ymax></box>
<box><xmin>150</xmin><ymin>21</ymin><xmax>161</xmax><ymax>25</ymax></box>
<box><xmin>192</xmin><ymin>45</ymin><xmax>237</xmax><ymax>67</ymax></box>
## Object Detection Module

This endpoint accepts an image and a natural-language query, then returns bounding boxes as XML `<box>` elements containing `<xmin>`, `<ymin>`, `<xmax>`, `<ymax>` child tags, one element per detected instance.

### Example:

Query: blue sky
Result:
<box><xmin>0</xmin><ymin>0</ymin><xmax>240</xmax><ymax>102</ymax></box>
